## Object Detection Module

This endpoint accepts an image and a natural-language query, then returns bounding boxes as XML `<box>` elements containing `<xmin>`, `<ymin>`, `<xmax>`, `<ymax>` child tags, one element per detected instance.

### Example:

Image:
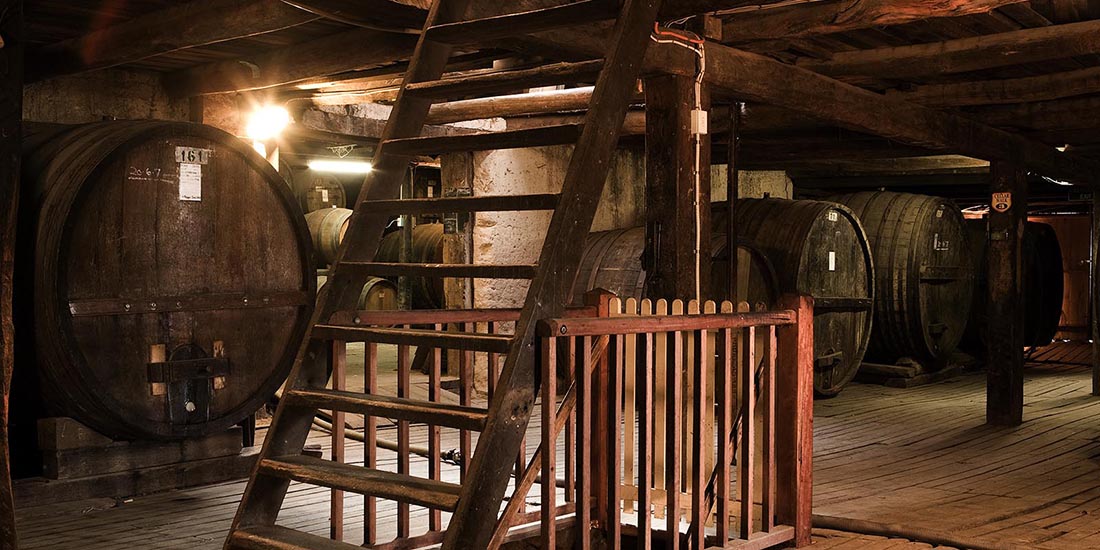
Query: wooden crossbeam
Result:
<box><xmin>799</xmin><ymin>19</ymin><xmax>1100</xmax><ymax>80</ymax></box>
<box><xmin>281</xmin><ymin>0</ymin><xmax>427</xmax><ymax>32</ymax></box>
<box><xmin>688</xmin><ymin>41</ymin><xmax>1100</xmax><ymax>185</ymax></box>
<box><xmin>721</xmin><ymin>0</ymin><xmax>1023</xmax><ymax>43</ymax></box>
<box><xmin>27</xmin><ymin>0</ymin><xmax>320</xmax><ymax>82</ymax></box>
<box><xmin>165</xmin><ymin>27</ymin><xmax>418</xmax><ymax>97</ymax></box>
<box><xmin>888</xmin><ymin>66</ymin><xmax>1100</xmax><ymax>107</ymax></box>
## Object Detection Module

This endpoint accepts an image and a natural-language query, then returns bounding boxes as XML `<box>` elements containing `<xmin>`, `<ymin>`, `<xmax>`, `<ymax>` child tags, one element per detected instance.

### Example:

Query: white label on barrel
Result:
<box><xmin>934</xmin><ymin>233</ymin><xmax>950</xmax><ymax>251</ymax></box>
<box><xmin>828</xmin><ymin>251</ymin><xmax>836</xmax><ymax>271</ymax></box>
<box><xmin>175</xmin><ymin>147</ymin><xmax>212</xmax><ymax>165</ymax></box>
<box><xmin>827</xmin><ymin>211</ymin><xmax>838</xmax><ymax>222</ymax></box>
<box><xmin>322</xmin><ymin>189</ymin><xmax>329</xmax><ymax>202</ymax></box>
<box><xmin>179</xmin><ymin>163</ymin><xmax>202</xmax><ymax>201</ymax></box>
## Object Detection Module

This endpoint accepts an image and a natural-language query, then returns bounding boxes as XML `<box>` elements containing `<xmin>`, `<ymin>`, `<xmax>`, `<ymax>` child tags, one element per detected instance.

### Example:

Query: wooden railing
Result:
<box><xmin>492</xmin><ymin>293</ymin><xmax>814</xmax><ymax>550</ymax></box>
<box><xmin>318</xmin><ymin>292</ymin><xmax>813</xmax><ymax>549</ymax></box>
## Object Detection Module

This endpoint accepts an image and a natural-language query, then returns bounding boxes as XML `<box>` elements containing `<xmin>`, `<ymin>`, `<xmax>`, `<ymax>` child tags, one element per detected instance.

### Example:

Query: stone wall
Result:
<box><xmin>23</xmin><ymin>68</ymin><xmax>189</xmax><ymax>124</ymax></box>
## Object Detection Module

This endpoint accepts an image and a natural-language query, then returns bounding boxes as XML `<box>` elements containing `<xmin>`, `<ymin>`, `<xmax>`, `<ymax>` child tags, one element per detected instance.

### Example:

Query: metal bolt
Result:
<box><xmin>149</xmin><ymin>302</ymin><xmax>157</xmax><ymax>310</ymax></box>
<box><xmin>185</xmin><ymin>401</ymin><xmax>196</xmax><ymax>413</ymax></box>
<box><xmin>354</xmin><ymin>317</ymin><xmax>362</xmax><ymax>325</ymax></box>
<box><xmin>124</xmin><ymin>303</ymin><xmax>131</xmax><ymax>311</ymax></box>
<box><xmin>243</xmin><ymin>297</ymin><xmax>249</xmax><ymax>305</ymax></box>
<box><xmin>175</xmin><ymin>301</ymin><xmax>182</xmax><ymax>308</ymax></box>
<box><xmin>559</xmin><ymin>325</ymin><xmax>568</xmax><ymax>334</ymax></box>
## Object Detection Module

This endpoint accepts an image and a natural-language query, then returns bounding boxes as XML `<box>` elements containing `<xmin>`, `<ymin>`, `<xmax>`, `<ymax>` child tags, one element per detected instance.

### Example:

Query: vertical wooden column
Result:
<box><xmin>986</xmin><ymin>162</ymin><xmax>1027</xmax><ymax>426</ymax></box>
<box><xmin>0</xmin><ymin>2</ymin><xmax>21</xmax><ymax>548</ymax></box>
<box><xmin>776</xmin><ymin>294</ymin><xmax>813</xmax><ymax>547</ymax></box>
<box><xmin>644</xmin><ymin>74</ymin><xmax>711</xmax><ymax>302</ymax></box>
<box><xmin>726</xmin><ymin>104</ymin><xmax>741</xmax><ymax>302</ymax></box>
<box><xmin>1092</xmin><ymin>193</ymin><xmax>1100</xmax><ymax>396</ymax></box>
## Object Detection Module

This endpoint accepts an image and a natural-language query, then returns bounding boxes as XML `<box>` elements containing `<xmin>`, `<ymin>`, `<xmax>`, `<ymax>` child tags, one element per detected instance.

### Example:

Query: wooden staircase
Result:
<box><xmin>224</xmin><ymin>1</ymin><xmax>663</xmax><ymax>548</ymax></box>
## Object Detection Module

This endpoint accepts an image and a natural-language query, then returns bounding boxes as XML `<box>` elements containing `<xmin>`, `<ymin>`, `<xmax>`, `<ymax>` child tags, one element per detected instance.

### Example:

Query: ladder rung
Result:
<box><xmin>383</xmin><ymin>124</ymin><xmax>581</xmax><ymax>155</ymax></box>
<box><xmin>425</xmin><ymin>1</ymin><xmax>620</xmax><ymax>46</ymax></box>
<box><xmin>361</xmin><ymin>193</ymin><xmax>559</xmax><ymax>215</ymax></box>
<box><xmin>341</xmin><ymin>262</ymin><xmax>537</xmax><ymax>279</ymax></box>
<box><xmin>313</xmin><ymin>325</ymin><xmax>513</xmax><ymax>353</ymax></box>
<box><xmin>228</xmin><ymin>525</ymin><xmax>359</xmax><ymax>550</ymax></box>
<box><xmin>284</xmin><ymin>388</ymin><xmax>489</xmax><ymax>431</ymax></box>
<box><xmin>258</xmin><ymin>455</ymin><xmax>462</xmax><ymax>510</ymax></box>
<box><xmin>406</xmin><ymin>60</ymin><xmax>604</xmax><ymax>99</ymax></box>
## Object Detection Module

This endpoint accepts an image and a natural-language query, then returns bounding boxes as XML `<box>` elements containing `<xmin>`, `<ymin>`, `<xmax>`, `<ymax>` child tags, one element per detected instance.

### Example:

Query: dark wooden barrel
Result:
<box><xmin>376</xmin><ymin>223</ymin><xmax>445</xmax><ymax>309</ymax></box>
<box><xmin>569</xmin><ymin>226</ymin><xmax>778</xmax><ymax>309</ymax></box>
<box><xmin>305</xmin><ymin>207</ymin><xmax>352</xmax><ymax>266</ymax></box>
<box><xmin>830</xmin><ymin>192</ymin><xmax>973</xmax><ymax>365</ymax></box>
<box><xmin>733</xmin><ymin>199</ymin><xmax>875</xmax><ymax>397</ymax></box>
<box><xmin>297</xmin><ymin>173</ymin><xmax>347</xmax><ymax>213</ymax></box>
<box><xmin>963</xmin><ymin>220</ymin><xmax>1064</xmax><ymax>349</ymax></box>
<box><xmin>319</xmin><ymin>276</ymin><xmax>398</xmax><ymax>311</ymax></box>
<box><xmin>16</xmin><ymin>121</ymin><xmax>315</xmax><ymax>441</ymax></box>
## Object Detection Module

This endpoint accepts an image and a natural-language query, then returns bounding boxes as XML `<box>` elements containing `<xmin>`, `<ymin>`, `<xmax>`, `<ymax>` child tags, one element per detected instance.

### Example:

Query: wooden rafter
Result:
<box><xmin>27</xmin><ymin>0</ymin><xmax>320</xmax><ymax>82</ymax></box>
<box><xmin>889</xmin><ymin>66</ymin><xmax>1100</xmax><ymax>107</ymax></box>
<box><xmin>164</xmin><ymin>28</ymin><xmax>419</xmax><ymax>97</ymax></box>
<box><xmin>281</xmin><ymin>0</ymin><xmax>427</xmax><ymax>32</ymax></box>
<box><xmin>720</xmin><ymin>0</ymin><xmax>1024</xmax><ymax>43</ymax></box>
<box><xmin>799</xmin><ymin>19</ymin><xmax>1100</xmax><ymax>79</ymax></box>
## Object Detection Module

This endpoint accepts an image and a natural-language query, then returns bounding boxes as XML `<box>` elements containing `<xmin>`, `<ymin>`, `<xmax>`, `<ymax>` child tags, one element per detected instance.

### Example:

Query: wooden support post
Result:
<box><xmin>726</xmin><ymin>103</ymin><xmax>741</xmax><ymax>302</ymax></box>
<box><xmin>776</xmin><ymin>295</ymin><xmax>813</xmax><ymax>547</ymax></box>
<box><xmin>986</xmin><ymin>162</ymin><xmax>1027</xmax><ymax>426</ymax></box>
<box><xmin>1092</xmin><ymin>193</ymin><xmax>1100</xmax><ymax>396</ymax></box>
<box><xmin>645</xmin><ymin>74</ymin><xmax>711</xmax><ymax>302</ymax></box>
<box><xmin>0</xmin><ymin>3</ymin><xmax>22</xmax><ymax>548</ymax></box>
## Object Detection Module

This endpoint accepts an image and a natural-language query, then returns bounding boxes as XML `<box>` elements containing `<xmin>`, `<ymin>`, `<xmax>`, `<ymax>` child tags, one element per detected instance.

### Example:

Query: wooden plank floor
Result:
<box><xmin>815</xmin><ymin>342</ymin><xmax>1100</xmax><ymax>550</ymax></box>
<box><xmin>14</xmin><ymin>341</ymin><xmax>1100</xmax><ymax>549</ymax></box>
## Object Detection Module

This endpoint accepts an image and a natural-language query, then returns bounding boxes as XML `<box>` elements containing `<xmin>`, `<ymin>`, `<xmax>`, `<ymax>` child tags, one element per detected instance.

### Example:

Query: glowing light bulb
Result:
<box><xmin>246</xmin><ymin>105</ymin><xmax>291</xmax><ymax>141</ymax></box>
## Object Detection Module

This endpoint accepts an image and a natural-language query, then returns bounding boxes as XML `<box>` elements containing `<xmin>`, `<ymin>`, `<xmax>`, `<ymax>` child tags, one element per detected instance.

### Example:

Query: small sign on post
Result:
<box><xmin>992</xmin><ymin>192</ymin><xmax>1012</xmax><ymax>212</ymax></box>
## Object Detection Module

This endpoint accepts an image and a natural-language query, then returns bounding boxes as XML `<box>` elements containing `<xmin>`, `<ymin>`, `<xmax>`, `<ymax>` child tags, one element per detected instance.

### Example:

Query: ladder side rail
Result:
<box><xmin>441</xmin><ymin>1</ymin><xmax>664</xmax><ymax>547</ymax></box>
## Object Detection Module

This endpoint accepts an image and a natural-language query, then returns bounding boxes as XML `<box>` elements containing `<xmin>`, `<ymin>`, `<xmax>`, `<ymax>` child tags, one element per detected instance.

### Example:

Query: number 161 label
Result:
<box><xmin>175</xmin><ymin>146</ymin><xmax>212</xmax><ymax>165</ymax></box>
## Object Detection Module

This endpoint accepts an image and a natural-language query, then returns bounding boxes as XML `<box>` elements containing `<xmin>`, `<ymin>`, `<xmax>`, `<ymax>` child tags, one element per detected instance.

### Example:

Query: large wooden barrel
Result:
<box><xmin>297</xmin><ymin>173</ymin><xmax>347</xmax><ymax>213</ymax></box>
<box><xmin>15</xmin><ymin>121</ymin><xmax>315</xmax><ymax>441</ymax></box>
<box><xmin>830</xmin><ymin>192</ymin><xmax>973</xmax><ymax>365</ymax></box>
<box><xmin>569</xmin><ymin>227</ymin><xmax>778</xmax><ymax>308</ymax></box>
<box><xmin>376</xmin><ymin>223</ymin><xmax>445</xmax><ymax>309</ymax></box>
<box><xmin>963</xmin><ymin>220</ymin><xmax>1064</xmax><ymax>349</ymax></box>
<box><xmin>305</xmin><ymin>207</ymin><xmax>352</xmax><ymax>266</ymax></box>
<box><xmin>319</xmin><ymin>276</ymin><xmax>398</xmax><ymax>311</ymax></box>
<box><xmin>732</xmin><ymin>199</ymin><xmax>875</xmax><ymax>396</ymax></box>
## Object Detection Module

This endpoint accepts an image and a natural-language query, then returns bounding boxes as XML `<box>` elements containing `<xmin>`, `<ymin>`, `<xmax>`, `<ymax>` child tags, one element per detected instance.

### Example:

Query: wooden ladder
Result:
<box><xmin>224</xmin><ymin>1</ymin><xmax>663</xmax><ymax>548</ymax></box>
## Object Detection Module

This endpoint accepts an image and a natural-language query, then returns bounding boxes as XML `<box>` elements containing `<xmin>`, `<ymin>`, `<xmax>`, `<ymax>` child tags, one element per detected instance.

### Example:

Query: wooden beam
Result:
<box><xmin>27</xmin><ymin>0</ymin><xmax>319</xmax><ymax>82</ymax></box>
<box><xmin>721</xmin><ymin>0</ymin><xmax>1023</xmax><ymax>43</ymax></box>
<box><xmin>688</xmin><ymin>41</ymin><xmax>1100</xmax><ymax>185</ymax></box>
<box><xmin>0</xmin><ymin>2</ymin><xmax>21</xmax><ymax>548</ymax></box>
<box><xmin>164</xmin><ymin>27</ymin><xmax>419</xmax><ymax>97</ymax></box>
<box><xmin>965</xmin><ymin>96</ymin><xmax>1100</xmax><ymax>132</ymax></box>
<box><xmin>773</xmin><ymin>155</ymin><xmax>989</xmax><ymax>175</ymax></box>
<box><xmin>426</xmin><ymin>87</ymin><xmax>616</xmax><ymax>125</ymax></box>
<box><xmin>799</xmin><ymin>19</ymin><xmax>1100</xmax><ymax>79</ymax></box>
<box><xmin>888</xmin><ymin>66</ymin><xmax>1100</xmax><ymax>107</ymax></box>
<box><xmin>986</xmin><ymin>161</ymin><xmax>1027</xmax><ymax>426</ymax></box>
<box><xmin>281</xmin><ymin>0</ymin><xmax>426</xmax><ymax>32</ymax></box>
<box><xmin>644</xmin><ymin>74</ymin><xmax>711</xmax><ymax>301</ymax></box>
<box><xmin>294</xmin><ymin>106</ymin><xmax>480</xmax><ymax>141</ymax></box>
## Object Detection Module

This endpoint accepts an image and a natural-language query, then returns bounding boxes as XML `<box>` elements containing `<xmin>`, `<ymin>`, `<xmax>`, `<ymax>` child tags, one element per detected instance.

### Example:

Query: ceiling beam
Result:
<box><xmin>965</xmin><ymin>96</ymin><xmax>1100</xmax><ymax>132</ymax></box>
<box><xmin>799</xmin><ymin>19</ymin><xmax>1100</xmax><ymax>79</ymax></box>
<box><xmin>164</xmin><ymin>28</ymin><xmax>419</xmax><ymax>97</ymax></box>
<box><xmin>280</xmin><ymin>0</ymin><xmax>426</xmax><ymax>32</ymax></box>
<box><xmin>721</xmin><ymin>0</ymin><xmax>1023</xmax><ymax>43</ymax></box>
<box><xmin>889</xmin><ymin>66</ymin><xmax>1100</xmax><ymax>107</ymax></box>
<box><xmin>27</xmin><ymin>0</ymin><xmax>320</xmax><ymax>82</ymax></box>
<box><xmin>686</xmin><ymin>41</ymin><xmax>1100</xmax><ymax>185</ymax></box>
